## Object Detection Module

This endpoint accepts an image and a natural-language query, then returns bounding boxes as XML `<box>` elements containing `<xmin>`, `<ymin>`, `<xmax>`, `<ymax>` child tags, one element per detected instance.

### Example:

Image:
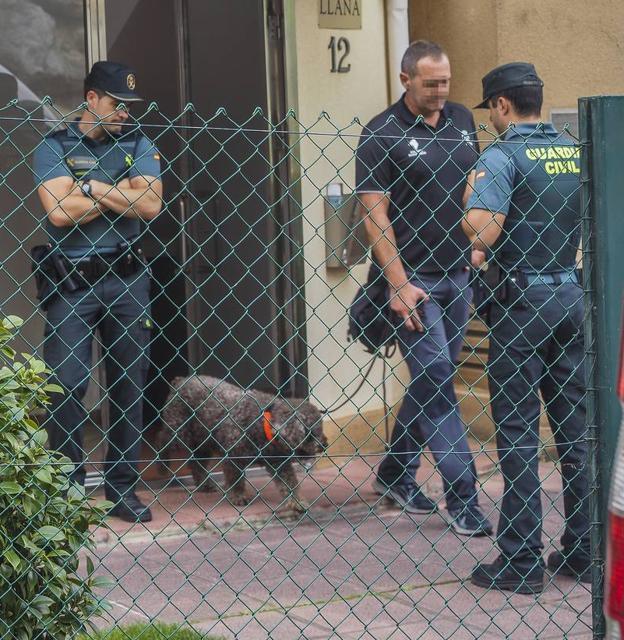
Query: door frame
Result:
<box><xmin>84</xmin><ymin>0</ymin><xmax>107</xmax><ymax>66</ymax></box>
<box><xmin>262</xmin><ymin>0</ymin><xmax>309</xmax><ymax>397</ymax></box>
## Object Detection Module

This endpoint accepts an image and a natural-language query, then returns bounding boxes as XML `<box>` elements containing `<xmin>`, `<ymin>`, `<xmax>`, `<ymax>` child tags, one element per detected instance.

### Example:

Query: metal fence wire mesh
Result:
<box><xmin>0</xmin><ymin>99</ymin><xmax>596</xmax><ymax>639</ymax></box>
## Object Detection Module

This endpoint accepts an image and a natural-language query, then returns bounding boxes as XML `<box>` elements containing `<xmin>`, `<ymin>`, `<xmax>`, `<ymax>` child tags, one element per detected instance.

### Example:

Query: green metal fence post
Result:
<box><xmin>579</xmin><ymin>95</ymin><xmax>624</xmax><ymax>640</ymax></box>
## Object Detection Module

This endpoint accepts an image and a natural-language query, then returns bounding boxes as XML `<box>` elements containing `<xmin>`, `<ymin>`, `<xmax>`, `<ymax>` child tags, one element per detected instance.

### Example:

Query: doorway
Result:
<box><xmin>104</xmin><ymin>0</ymin><xmax>308</xmax><ymax>440</ymax></box>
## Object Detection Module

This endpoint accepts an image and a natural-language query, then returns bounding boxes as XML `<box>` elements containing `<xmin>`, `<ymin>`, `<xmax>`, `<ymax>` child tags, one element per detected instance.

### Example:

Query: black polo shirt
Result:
<box><xmin>355</xmin><ymin>95</ymin><xmax>479</xmax><ymax>274</ymax></box>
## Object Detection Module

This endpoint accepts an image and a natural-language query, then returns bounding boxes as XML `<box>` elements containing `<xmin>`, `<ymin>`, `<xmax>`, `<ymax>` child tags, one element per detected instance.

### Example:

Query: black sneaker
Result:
<box><xmin>447</xmin><ymin>505</ymin><xmax>493</xmax><ymax>537</ymax></box>
<box><xmin>108</xmin><ymin>492</ymin><xmax>152</xmax><ymax>523</ymax></box>
<box><xmin>547</xmin><ymin>549</ymin><xmax>591</xmax><ymax>583</ymax></box>
<box><xmin>372</xmin><ymin>478</ymin><xmax>438</xmax><ymax>514</ymax></box>
<box><xmin>471</xmin><ymin>556</ymin><xmax>544</xmax><ymax>594</ymax></box>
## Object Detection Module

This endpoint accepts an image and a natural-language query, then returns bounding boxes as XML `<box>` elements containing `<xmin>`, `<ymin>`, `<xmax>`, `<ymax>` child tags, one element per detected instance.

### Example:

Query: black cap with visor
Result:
<box><xmin>475</xmin><ymin>62</ymin><xmax>543</xmax><ymax>109</ymax></box>
<box><xmin>85</xmin><ymin>61</ymin><xmax>143</xmax><ymax>102</ymax></box>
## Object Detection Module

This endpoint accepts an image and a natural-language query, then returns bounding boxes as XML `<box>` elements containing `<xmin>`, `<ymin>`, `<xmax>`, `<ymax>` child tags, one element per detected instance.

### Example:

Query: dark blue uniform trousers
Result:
<box><xmin>43</xmin><ymin>270</ymin><xmax>151</xmax><ymax>499</ymax></box>
<box><xmin>488</xmin><ymin>281</ymin><xmax>590</xmax><ymax>568</ymax></box>
<box><xmin>378</xmin><ymin>269</ymin><xmax>479</xmax><ymax>511</ymax></box>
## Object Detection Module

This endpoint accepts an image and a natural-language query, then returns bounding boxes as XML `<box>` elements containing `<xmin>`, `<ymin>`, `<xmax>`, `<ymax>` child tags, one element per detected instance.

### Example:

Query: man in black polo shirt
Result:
<box><xmin>356</xmin><ymin>40</ymin><xmax>492</xmax><ymax>536</ymax></box>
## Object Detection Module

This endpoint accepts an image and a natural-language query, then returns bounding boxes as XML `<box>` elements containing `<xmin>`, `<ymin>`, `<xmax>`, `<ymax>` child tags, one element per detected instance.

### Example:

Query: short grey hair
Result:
<box><xmin>401</xmin><ymin>40</ymin><xmax>446</xmax><ymax>77</ymax></box>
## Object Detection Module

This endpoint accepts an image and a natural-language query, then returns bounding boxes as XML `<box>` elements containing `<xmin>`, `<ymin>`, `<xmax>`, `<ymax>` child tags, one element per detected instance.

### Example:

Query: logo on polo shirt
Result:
<box><xmin>407</xmin><ymin>139</ymin><xmax>427</xmax><ymax>158</ymax></box>
<box><xmin>461</xmin><ymin>130</ymin><xmax>475</xmax><ymax>147</ymax></box>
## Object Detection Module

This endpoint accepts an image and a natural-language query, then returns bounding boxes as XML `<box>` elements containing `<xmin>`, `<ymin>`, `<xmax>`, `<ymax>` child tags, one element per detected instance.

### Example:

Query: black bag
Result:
<box><xmin>347</xmin><ymin>263</ymin><xmax>398</xmax><ymax>355</ymax></box>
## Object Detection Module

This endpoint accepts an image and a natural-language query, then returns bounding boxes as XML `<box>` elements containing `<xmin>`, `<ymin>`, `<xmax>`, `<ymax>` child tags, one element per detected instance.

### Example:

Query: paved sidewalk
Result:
<box><xmin>90</xmin><ymin>448</ymin><xmax>592</xmax><ymax>639</ymax></box>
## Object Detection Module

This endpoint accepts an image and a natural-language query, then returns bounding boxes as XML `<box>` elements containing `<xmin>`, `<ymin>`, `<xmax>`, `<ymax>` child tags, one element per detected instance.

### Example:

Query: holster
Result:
<box><xmin>30</xmin><ymin>244</ymin><xmax>79</xmax><ymax>309</ymax></box>
<box><xmin>472</xmin><ymin>263</ymin><xmax>503</xmax><ymax>325</ymax></box>
<box><xmin>504</xmin><ymin>270</ymin><xmax>529</xmax><ymax>310</ymax></box>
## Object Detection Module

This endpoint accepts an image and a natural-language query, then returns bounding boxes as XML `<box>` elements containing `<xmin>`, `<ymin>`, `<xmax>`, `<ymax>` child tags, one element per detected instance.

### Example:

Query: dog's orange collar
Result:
<box><xmin>263</xmin><ymin>410</ymin><xmax>275</xmax><ymax>442</ymax></box>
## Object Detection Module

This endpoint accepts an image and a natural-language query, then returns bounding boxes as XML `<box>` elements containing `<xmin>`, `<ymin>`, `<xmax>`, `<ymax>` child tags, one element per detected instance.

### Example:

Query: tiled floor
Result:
<box><xmin>88</xmin><ymin>447</ymin><xmax>592</xmax><ymax>639</ymax></box>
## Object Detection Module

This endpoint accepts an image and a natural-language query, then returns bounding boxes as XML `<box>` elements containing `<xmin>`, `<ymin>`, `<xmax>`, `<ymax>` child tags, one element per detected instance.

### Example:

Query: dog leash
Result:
<box><xmin>323</xmin><ymin>342</ymin><xmax>396</xmax><ymax>445</ymax></box>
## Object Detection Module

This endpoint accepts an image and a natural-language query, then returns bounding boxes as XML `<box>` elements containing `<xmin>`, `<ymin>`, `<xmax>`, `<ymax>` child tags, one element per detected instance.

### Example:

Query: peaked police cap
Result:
<box><xmin>475</xmin><ymin>62</ymin><xmax>543</xmax><ymax>109</ymax></box>
<box><xmin>85</xmin><ymin>61</ymin><xmax>143</xmax><ymax>102</ymax></box>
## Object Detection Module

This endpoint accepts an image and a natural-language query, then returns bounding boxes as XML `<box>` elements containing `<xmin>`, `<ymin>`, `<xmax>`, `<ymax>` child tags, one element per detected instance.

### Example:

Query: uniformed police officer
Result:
<box><xmin>33</xmin><ymin>61</ymin><xmax>162</xmax><ymax>522</ymax></box>
<box><xmin>463</xmin><ymin>62</ymin><xmax>590</xmax><ymax>592</ymax></box>
<box><xmin>356</xmin><ymin>40</ymin><xmax>493</xmax><ymax>536</ymax></box>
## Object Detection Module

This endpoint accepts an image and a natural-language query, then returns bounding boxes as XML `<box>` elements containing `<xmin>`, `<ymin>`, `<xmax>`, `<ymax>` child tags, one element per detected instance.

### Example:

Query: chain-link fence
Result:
<box><xmin>0</xmin><ymin>98</ymin><xmax>598</xmax><ymax>639</ymax></box>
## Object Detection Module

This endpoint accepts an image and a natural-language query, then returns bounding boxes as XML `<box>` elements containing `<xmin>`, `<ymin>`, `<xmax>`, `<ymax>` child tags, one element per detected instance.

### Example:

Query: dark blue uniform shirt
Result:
<box><xmin>355</xmin><ymin>96</ymin><xmax>479</xmax><ymax>274</ymax></box>
<box><xmin>33</xmin><ymin>120</ymin><xmax>161</xmax><ymax>257</ymax></box>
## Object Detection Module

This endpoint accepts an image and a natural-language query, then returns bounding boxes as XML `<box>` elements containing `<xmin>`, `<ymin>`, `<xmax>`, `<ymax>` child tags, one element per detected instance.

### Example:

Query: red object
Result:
<box><xmin>263</xmin><ymin>410</ymin><xmax>275</xmax><ymax>442</ymax></box>
<box><xmin>605</xmin><ymin>304</ymin><xmax>624</xmax><ymax>636</ymax></box>
<box><xmin>607</xmin><ymin>512</ymin><xmax>624</xmax><ymax>624</ymax></box>
<box><xmin>619</xmin><ymin>327</ymin><xmax>624</xmax><ymax>401</ymax></box>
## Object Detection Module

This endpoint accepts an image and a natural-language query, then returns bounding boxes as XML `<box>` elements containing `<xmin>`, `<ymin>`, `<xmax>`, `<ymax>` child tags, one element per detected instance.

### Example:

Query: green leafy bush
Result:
<box><xmin>83</xmin><ymin>623</ymin><xmax>223</xmax><ymax>640</ymax></box>
<box><xmin>0</xmin><ymin>316</ymin><xmax>111</xmax><ymax>639</ymax></box>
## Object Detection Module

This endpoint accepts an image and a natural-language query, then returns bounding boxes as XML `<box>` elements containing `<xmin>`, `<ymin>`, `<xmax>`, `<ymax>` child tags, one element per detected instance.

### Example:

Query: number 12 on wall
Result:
<box><xmin>328</xmin><ymin>37</ymin><xmax>351</xmax><ymax>73</ymax></box>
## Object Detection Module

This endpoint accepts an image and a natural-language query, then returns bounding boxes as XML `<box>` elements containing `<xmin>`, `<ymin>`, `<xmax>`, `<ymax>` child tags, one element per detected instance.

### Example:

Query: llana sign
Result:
<box><xmin>318</xmin><ymin>0</ymin><xmax>362</xmax><ymax>29</ymax></box>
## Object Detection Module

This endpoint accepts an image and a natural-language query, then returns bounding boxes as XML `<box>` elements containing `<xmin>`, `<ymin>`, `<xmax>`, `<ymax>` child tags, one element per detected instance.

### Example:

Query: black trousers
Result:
<box><xmin>488</xmin><ymin>281</ymin><xmax>590</xmax><ymax>568</ymax></box>
<box><xmin>43</xmin><ymin>269</ymin><xmax>151</xmax><ymax>499</ymax></box>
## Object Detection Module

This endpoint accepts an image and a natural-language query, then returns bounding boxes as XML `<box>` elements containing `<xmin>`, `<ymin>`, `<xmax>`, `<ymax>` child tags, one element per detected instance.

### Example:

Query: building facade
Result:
<box><xmin>0</xmin><ymin>0</ymin><xmax>621</xmax><ymax>479</ymax></box>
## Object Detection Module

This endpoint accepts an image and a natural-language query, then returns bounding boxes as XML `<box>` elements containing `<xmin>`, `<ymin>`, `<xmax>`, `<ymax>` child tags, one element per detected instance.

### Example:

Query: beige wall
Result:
<box><xmin>286</xmin><ymin>1</ymin><xmax>409</xmax><ymax>436</ymax></box>
<box><xmin>409</xmin><ymin>0</ymin><xmax>624</xmax><ymax>129</ymax></box>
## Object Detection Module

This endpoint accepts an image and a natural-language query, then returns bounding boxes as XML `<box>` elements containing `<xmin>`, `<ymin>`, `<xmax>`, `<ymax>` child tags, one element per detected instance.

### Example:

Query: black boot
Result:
<box><xmin>547</xmin><ymin>549</ymin><xmax>591</xmax><ymax>583</ymax></box>
<box><xmin>471</xmin><ymin>555</ymin><xmax>544</xmax><ymax>594</ymax></box>
<box><xmin>108</xmin><ymin>492</ymin><xmax>152</xmax><ymax>523</ymax></box>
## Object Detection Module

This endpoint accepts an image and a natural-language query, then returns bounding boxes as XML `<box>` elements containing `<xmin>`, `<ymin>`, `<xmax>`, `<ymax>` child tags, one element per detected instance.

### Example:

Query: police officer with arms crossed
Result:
<box><xmin>356</xmin><ymin>40</ymin><xmax>493</xmax><ymax>536</ymax></box>
<box><xmin>33</xmin><ymin>62</ymin><xmax>162</xmax><ymax>522</ymax></box>
<box><xmin>463</xmin><ymin>63</ymin><xmax>590</xmax><ymax>593</ymax></box>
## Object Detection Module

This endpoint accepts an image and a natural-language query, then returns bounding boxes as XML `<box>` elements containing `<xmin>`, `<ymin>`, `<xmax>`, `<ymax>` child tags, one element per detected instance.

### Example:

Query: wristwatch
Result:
<box><xmin>79</xmin><ymin>180</ymin><xmax>93</xmax><ymax>199</ymax></box>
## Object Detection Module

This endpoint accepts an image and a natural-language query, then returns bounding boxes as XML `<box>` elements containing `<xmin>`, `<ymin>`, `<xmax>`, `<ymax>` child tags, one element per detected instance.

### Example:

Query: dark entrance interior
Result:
<box><xmin>105</xmin><ymin>0</ymin><xmax>307</xmax><ymax>442</ymax></box>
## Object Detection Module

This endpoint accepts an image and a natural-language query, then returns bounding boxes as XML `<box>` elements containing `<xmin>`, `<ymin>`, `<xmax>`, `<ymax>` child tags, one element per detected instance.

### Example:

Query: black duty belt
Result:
<box><xmin>67</xmin><ymin>247</ymin><xmax>145</xmax><ymax>286</ymax></box>
<box><xmin>31</xmin><ymin>242</ymin><xmax>146</xmax><ymax>304</ymax></box>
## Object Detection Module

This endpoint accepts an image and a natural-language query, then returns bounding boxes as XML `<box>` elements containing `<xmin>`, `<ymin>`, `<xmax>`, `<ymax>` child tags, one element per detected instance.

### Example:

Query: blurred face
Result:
<box><xmin>85</xmin><ymin>90</ymin><xmax>130</xmax><ymax>136</ymax></box>
<box><xmin>401</xmin><ymin>55</ymin><xmax>451</xmax><ymax>117</ymax></box>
